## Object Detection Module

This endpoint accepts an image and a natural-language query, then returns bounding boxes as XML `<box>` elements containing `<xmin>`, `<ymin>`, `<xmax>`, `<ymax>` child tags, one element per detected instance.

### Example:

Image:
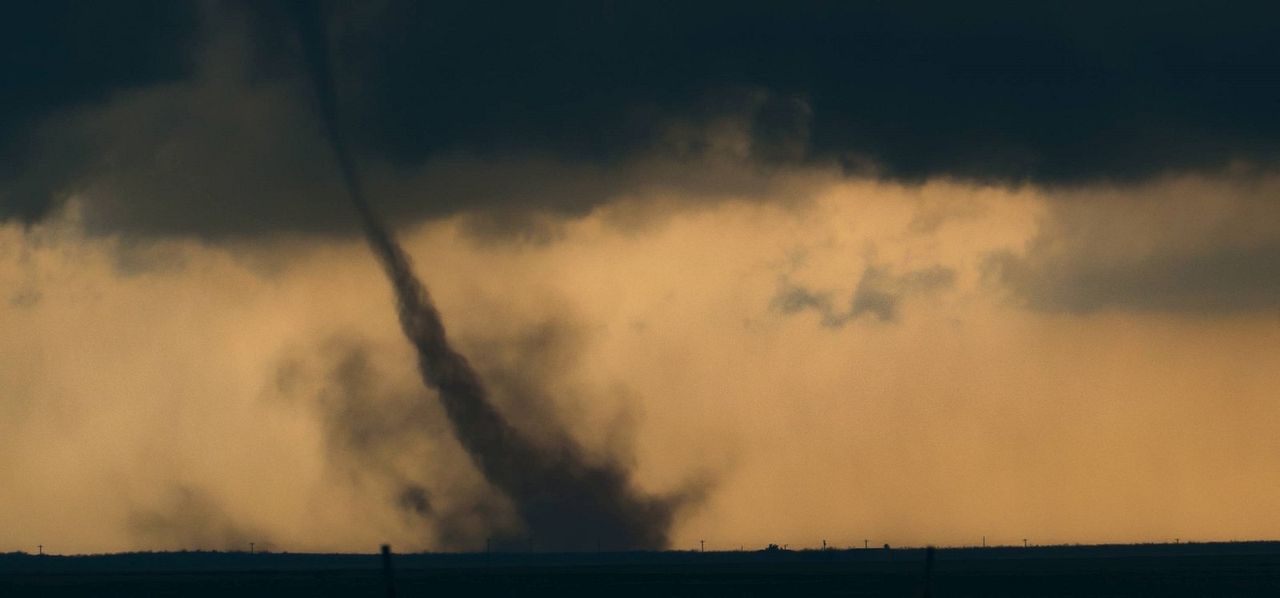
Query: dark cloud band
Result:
<box><xmin>5</xmin><ymin>1</ymin><xmax>1280</xmax><ymax>234</ymax></box>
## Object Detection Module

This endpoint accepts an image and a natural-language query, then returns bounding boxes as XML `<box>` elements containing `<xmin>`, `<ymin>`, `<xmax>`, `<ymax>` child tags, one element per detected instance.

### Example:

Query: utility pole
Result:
<box><xmin>699</xmin><ymin>539</ymin><xmax>705</xmax><ymax>553</ymax></box>
<box><xmin>380</xmin><ymin>544</ymin><xmax>396</xmax><ymax>598</ymax></box>
<box><xmin>864</xmin><ymin>539</ymin><xmax>868</xmax><ymax>550</ymax></box>
<box><xmin>921</xmin><ymin>546</ymin><xmax>936</xmax><ymax>598</ymax></box>
<box><xmin>37</xmin><ymin>545</ymin><xmax>43</xmax><ymax>556</ymax></box>
<box><xmin>1023</xmin><ymin>538</ymin><xmax>1028</xmax><ymax>548</ymax></box>
<box><xmin>822</xmin><ymin>539</ymin><xmax>827</xmax><ymax>551</ymax></box>
<box><xmin>982</xmin><ymin>536</ymin><xmax>986</xmax><ymax>548</ymax></box>
<box><xmin>250</xmin><ymin>542</ymin><xmax>255</xmax><ymax>555</ymax></box>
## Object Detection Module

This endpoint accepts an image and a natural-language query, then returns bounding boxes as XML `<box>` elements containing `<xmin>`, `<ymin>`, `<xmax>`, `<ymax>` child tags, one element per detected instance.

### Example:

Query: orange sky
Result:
<box><xmin>3</xmin><ymin>174</ymin><xmax>1279</xmax><ymax>554</ymax></box>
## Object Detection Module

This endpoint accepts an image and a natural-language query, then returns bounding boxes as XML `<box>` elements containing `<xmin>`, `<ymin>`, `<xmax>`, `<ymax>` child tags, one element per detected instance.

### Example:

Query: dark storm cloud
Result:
<box><xmin>983</xmin><ymin>179</ymin><xmax>1280</xmax><ymax>315</ymax></box>
<box><xmin>6</xmin><ymin>1</ymin><xmax>1280</xmax><ymax>236</ymax></box>
<box><xmin>0</xmin><ymin>1</ymin><xmax>198</xmax><ymax>223</ymax></box>
<box><xmin>774</xmin><ymin>264</ymin><xmax>955</xmax><ymax>326</ymax></box>
<box><xmin>323</xmin><ymin>0</ymin><xmax>1280</xmax><ymax>183</ymax></box>
<box><xmin>987</xmin><ymin>241</ymin><xmax>1280</xmax><ymax>315</ymax></box>
<box><xmin>851</xmin><ymin>266</ymin><xmax>956</xmax><ymax>322</ymax></box>
<box><xmin>283</xmin><ymin>0</ymin><xmax>1280</xmax><ymax>181</ymax></box>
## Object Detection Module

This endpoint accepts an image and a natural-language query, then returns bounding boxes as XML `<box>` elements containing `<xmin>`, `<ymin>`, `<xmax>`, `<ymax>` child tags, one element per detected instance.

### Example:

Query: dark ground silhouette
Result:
<box><xmin>5</xmin><ymin>542</ymin><xmax>1280</xmax><ymax>597</ymax></box>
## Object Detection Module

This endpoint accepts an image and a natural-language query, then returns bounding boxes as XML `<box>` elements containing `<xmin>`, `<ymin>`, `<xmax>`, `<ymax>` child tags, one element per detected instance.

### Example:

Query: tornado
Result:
<box><xmin>289</xmin><ymin>1</ymin><xmax>676</xmax><ymax>550</ymax></box>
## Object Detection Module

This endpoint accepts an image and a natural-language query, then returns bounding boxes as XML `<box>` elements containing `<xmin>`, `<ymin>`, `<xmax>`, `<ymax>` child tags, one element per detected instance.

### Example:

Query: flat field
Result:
<box><xmin>4</xmin><ymin>542</ymin><xmax>1280</xmax><ymax>596</ymax></box>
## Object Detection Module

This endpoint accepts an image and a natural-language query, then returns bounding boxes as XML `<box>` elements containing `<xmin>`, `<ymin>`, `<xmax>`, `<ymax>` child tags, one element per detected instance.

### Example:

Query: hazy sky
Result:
<box><xmin>3</xmin><ymin>1</ymin><xmax>1280</xmax><ymax>554</ymax></box>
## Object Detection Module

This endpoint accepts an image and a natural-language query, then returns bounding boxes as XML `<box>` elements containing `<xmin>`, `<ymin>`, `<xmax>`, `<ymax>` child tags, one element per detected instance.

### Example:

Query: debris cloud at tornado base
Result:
<box><xmin>290</xmin><ymin>1</ymin><xmax>682</xmax><ymax>551</ymax></box>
